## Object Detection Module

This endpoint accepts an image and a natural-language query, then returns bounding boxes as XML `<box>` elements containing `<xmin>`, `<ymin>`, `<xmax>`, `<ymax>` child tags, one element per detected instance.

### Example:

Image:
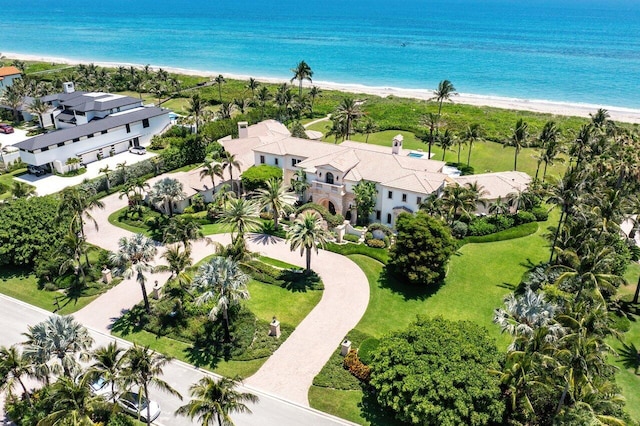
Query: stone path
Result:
<box><xmin>75</xmin><ymin>189</ymin><xmax>369</xmax><ymax>406</ymax></box>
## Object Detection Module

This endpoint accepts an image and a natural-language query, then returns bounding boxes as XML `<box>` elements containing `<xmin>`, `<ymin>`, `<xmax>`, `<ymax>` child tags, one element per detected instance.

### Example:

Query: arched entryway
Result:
<box><xmin>318</xmin><ymin>198</ymin><xmax>339</xmax><ymax>216</ymax></box>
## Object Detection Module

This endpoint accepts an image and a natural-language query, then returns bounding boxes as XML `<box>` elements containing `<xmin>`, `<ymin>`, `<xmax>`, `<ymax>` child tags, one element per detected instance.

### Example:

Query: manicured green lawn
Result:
<box><xmin>0</xmin><ymin>168</ymin><xmax>32</xmax><ymax>201</ymax></box>
<box><xmin>200</xmin><ymin>222</ymin><xmax>232</xmax><ymax>235</ymax></box>
<box><xmin>0</xmin><ymin>268</ymin><xmax>110</xmax><ymax>315</ymax></box>
<box><xmin>109</xmin><ymin>206</ymin><xmax>232</xmax><ymax>236</ymax></box>
<box><xmin>305</xmin><ymin>126</ymin><xmax>567</xmax><ymax>181</ymax></box>
<box><xmin>309</xmin><ymin>212</ymin><xmax>555</xmax><ymax>424</ymax></box>
<box><xmin>258</xmin><ymin>256</ymin><xmax>303</xmax><ymax>270</ymax></box>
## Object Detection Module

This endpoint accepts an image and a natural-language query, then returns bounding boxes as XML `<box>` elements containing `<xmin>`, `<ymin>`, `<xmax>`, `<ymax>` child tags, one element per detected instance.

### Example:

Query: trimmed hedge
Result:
<box><xmin>343</xmin><ymin>234</ymin><xmax>360</xmax><ymax>243</ymax></box>
<box><xmin>325</xmin><ymin>242</ymin><xmax>389</xmax><ymax>264</ymax></box>
<box><xmin>461</xmin><ymin>222</ymin><xmax>538</xmax><ymax>245</ymax></box>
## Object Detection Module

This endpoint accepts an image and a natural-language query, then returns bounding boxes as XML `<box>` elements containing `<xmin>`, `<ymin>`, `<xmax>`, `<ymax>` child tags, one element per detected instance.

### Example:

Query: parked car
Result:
<box><xmin>129</xmin><ymin>146</ymin><xmax>147</xmax><ymax>155</ymax></box>
<box><xmin>117</xmin><ymin>392</ymin><xmax>161</xmax><ymax>422</ymax></box>
<box><xmin>87</xmin><ymin>376</ymin><xmax>112</xmax><ymax>398</ymax></box>
<box><xmin>0</xmin><ymin>124</ymin><xmax>14</xmax><ymax>134</ymax></box>
<box><xmin>27</xmin><ymin>164</ymin><xmax>47</xmax><ymax>176</ymax></box>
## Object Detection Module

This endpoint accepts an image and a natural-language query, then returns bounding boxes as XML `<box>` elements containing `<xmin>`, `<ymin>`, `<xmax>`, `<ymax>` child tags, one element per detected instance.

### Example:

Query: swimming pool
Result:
<box><xmin>408</xmin><ymin>152</ymin><xmax>425</xmax><ymax>158</ymax></box>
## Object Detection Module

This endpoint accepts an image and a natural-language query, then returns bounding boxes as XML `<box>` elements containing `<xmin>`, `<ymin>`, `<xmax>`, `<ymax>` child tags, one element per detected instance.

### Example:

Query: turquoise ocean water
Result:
<box><xmin>2</xmin><ymin>0</ymin><xmax>640</xmax><ymax>107</ymax></box>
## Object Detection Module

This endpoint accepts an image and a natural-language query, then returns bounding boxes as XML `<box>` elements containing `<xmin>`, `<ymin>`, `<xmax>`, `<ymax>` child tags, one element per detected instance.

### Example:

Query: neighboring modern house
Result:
<box><xmin>219</xmin><ymin>120</ymin><xmax>532</xmax><ymax>226</ymax></box>
<box><xmin>15</xmin><ymin>83</ymin><xmax>171</xmax><ymax>173</ymax></box>
<box><xmin>0</xmin><ymin>66</ymin><xmax>21</xmax><ymax>93</ymax></box>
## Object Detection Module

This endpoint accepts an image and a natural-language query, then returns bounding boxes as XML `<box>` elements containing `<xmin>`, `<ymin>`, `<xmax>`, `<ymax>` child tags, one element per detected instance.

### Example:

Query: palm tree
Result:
<box><xmin>431</xmin><ymin>79</ymin><xmax>457</xmax><ymax>118</ymax></box>
<box><xmin>156</xmin><ymin>244</ymin><xmax>193</xmax><ymax>280</ymax></box>
<box><xmin>546</xmin><ymin>168</ymin><xmax>584</xmax><ymax>263</ymax></box>
<box><xmin>463</xmin><ymin>123</ymin><xmax>482</xmax><ymax>166</ymax></box>
<box><xmin>217</xmin><ymin>102</ymin><xmax>234</xmax><ymax>120</ymax></box>
<box><xmin>39</xmin><ymin>376</ymin><xmax>102</xmax><ymax>426</ymax></box>
<box><xmin>290</xmin><ymin>60</ymin><xmax>313</xmax><ymax>97</ymax></box>
<box><xmin>121</xmin><ymin>344</ymin><xmax>182</xmax><ymax>426</ymax></box>
<box><xmin>110</xmin><ymin>233</ymin><xmax>158</xmax><ymax>313</ymax></box>
<box><xmin>419</xmin><ymin>112</ymin><xmax>440</xmax><ymax>159</ymax></box>
<box><xmin>192</xmin><ymin>257</ymin><xmax>251</xmax><ymax>341</ymax></box>
<box><xmin>308</xmin><ymin>86</ymin><xmax>322</xmax><ymax>116</ymax></box>
<box><xmin>1</xmin><ymin>85</ymin><xmax>23</xmax><ymax>122</ymax></box>
<box><xmin>188</xmin><ymin>93</ymin><xmax>205</xmax><ymax>134</ymax></box>
<box><xmin>489</xmin><ymin>196</ymin><xmax>510</xmax><ymax>216</ymax></box>
<box><xmin>22</xmin><ymin>315</ymin><xmax>94</xmax><ymax>379</ymax></box>
<box><xmin>437</xmin><ymin>128</ymin><xmax>455</xmax><ymax>161</ymax></box>
<box><xmin>221</xmin><ymin>151</ymin><xmax>242</xmax><ymax>196</ymax></box>
<box><xmin>0</xmin><ymin>345</ymin><xmax>37</xmax><ymax>406</ymax></box>
<box><xmin>617</xmin><ymin>342</ymin><xmax>640</xmax><ymax>374</ymax></box>
<box><xmin>176</xmin><ymin>376</ymin><xmax>259</xmax><ymax>426</ymax></box>
<box><xmin>199</xmin><ymin>160</ymin><xmax>224</xmax><ymax>195</ymax></box>
<box><xmin>506</xmin><ymin>119</ymin><xmax>529</xmax><ymax>171</ymax></box>
<box><xmin>116</xmin><ymin>161</ymin><xmax>127</xmax><ymax>184</ymax></box>
<box><xmin>287</xmin><ymin>211</ymin><xmax>332</xmax><ymax>273</ymax></box>
<box><xmin>10</xmin><ymin>181</ymin><xmax>36</xmax><ymax>198</ymax></box>
<box><xmin>58</xmin><ymin>230</ymin><xmax>90</xmax><ymax>288</ymax></box>
<box><xmin>569</xmin><ymin>124</ymin><xmax>593</xmax><ymax>167</ymax></box>
<box><xmin>275</xmin><ymin>83</ymin><xmax>293</xmax><ymax>122</ymax></box>
<box><xmin>358</xmin><ymin>116</ymin><xmax>379</xmax><ymax>143</ymax></box>
<box><xmin>58</xmin><ymin>187</ymin><xmax>104</xmax><ymax>266</ymax></box>
<box><xmin>441</xmin><ymin>184</ymin><xmax>476</xmax><ymax>224</ymax></box>
<box><xmin>28</xmin><ymin>98</ymin><xmax>50</xmax><ymax>128</ymax></box>
<box><xmin>219</xmin><ymin>198</ymin><xmax>261</xmax><ymax>242</ymax></box>
<box><xmin>163</xmin><ymin>216</ymin><xmax>205</xmax><ymax>249</ymax></box>
<box><xmin>214</xmin><ymin>74</ymin><xmax>226</xmax><ymax>103</ymax></box>
<box><xmin>88</xmin><ymin>341</ymin><xmax>125</xmax><ymax>402</ymax></box>
<box><xmin>535</xmin><ymin>121</ymin><xmax>562</xmax><ymax>181</ymax></box>
<box><xmin>590</xmin><ymin>108</ymin><xmax>611</xmax><ymax>132</ymax></box>
<box><xmin>150</xmin><ymin>177</ymin><xmax>187</xmax><ymax>216</ymax></box>
<box><xmin>99</xmin><ymin>165</ymin><xmax>112</xmax><ymax>191</ymax></box>
<box><xmin>254</xmin><ymin>178</ymin><xmax>296</xmax><ymax>230</ymax></box>
<box><xmin>255</xmin><ymin>86</ymin><xmax>272</xmax><ymax>121</ymax></box>
<box><xmin>245</xmin><ymin>78</ymin><xmax>259</xmax><ymax>98</ymax></box>
<box><xmin>290</xmin><ymin>169</ymin><xmax>309</xmax><ymax>203</ymax></box>
<box><xmin>334</xmin><ymin>97</ymin><xmax>363</xmax><ymax>140</ymax></box>
<box><xmin>233</xmin><ymin>97</ymin><xmax>251</xmax><ymax>115</ymax></box>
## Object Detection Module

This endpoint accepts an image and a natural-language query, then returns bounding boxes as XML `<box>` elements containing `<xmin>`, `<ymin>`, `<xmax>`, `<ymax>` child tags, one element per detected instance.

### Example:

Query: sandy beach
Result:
<box><xmin>7</xmin><ymin>52</ymin><xmax>640</xmax><ymax>124</ymax></box>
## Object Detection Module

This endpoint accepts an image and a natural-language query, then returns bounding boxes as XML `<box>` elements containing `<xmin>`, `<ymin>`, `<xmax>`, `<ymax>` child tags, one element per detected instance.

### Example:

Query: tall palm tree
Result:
<box><xmin>188</xmin><ymin>93</ymin><xmax>205</xmax><ymax>134</ymax></box>
<box><xmin>245</xmin><ymin>78</ymin><xmax>259</xmax><ymax>98</ymax></box>
<box><xmin>290</xmin><ymin>60</ymin><xmax>313</xmax><ymax>97</ymax></box>
<box><xmin>254</xmin><ymin>178</ymin><xmax>296</xmax><ymax>230</ymax></box>
<box><xmin>1</xmin><ymin>85</ymin><xmax>23</xmax><ymax>122</ymax></box>
<box><xmin>233</xmin><ymin>97</ymin><xmax>250</xmax><ymax>115</ymax></box>
<box><xmin>221</xmin><ymin>151</ymin><xmax>242</xmax><ymax>196</ymax></box>
<box><xmin>535</xmin><ymin>121</ymin><xmax>561</xmax><ymax>181</ymax></box>
<box><xmin>99</xmin><ymin>165</ymin><xmax>112</xmax><ymax>191</ymax></box>
<box><xmin>156</xmin><ymin>244</ymin><xmax>193</xmax><ymax>280</ymax></box>
<box><xmin>463</xmin><ymin>123</ymin><xmax>482</xmax><ymax>166</ymax></box>
<box><xmin>199</xmin><ymin>160</ymin><xmax>224</xmax><ymax>194</ymax></box>
<box><xmin>546</xmin><ymin>168</ymin><xmax>584</xmax><ymax>263</ymax></box>
<box><xmin>358</xmin><ymin>116</ymin><xmax>379</xmax><ymax>143</ymax></box>
<box><xmin>275</xmin><ymin>83</ymin><xmax>294</xmax><ymax>123</ymax></box>
<box><xmin>334</xmin><ymin>97</ymin><xmax>363</xmax><ymax>140</ymax></box>
<box><xmin>58</xmin><ymin>230</ymin><xmax>90</xmax><ymax>288</ymax></box>
<box><xmin>419</xmin><ymin>112</ymin><xmax>440</xmax><ymax>159</ymax></box>
<box><xmin>431</xmin><ymin>79</ymin><xmax>457</xmax><ymax>117</ymax></box>
<box><xmin>506</xmin><ymin>119</ymin><xmax>529</xmax><ymax>171</ymax></box>
<box><xmin>0</xmin><ymin>345</ymin><xmax>37</xmax><ymax>406</ymax></box>
<box><xmin>150</xmin><ymin>177</ymin><xmax>187</xmax><ymax>217</ymax></box>
<box><xmin>286</xmin><ymin>211</ymin><xmax>332</xmax><ymax>272</ymax></box>
<box><xmin>22</xmin><ymin>315</ymin><xmax>94</xmax><ymax>379</ymax></box>
<box><xmin>255</xmin><ymin>86</ymin><xmax>272</xmax><ymax>121</ymax></box>
<box><xmin>176</xmin><ymin>376</ymin><xmax>259</xmax><ymax>426</ymax></box>
<box><xmin>214</xmin><ymin>75</ymin><xmax>226</xmax><ymax>103</ymax></box>
<box><xmin>290</xmin><ymin>169</ymin><xmax>309</xmax><ymax>203</ymax></box>
<box><xmin>121</xmin><ymin>344</ymin><xmax>182</xmax><ymax>426</ymax></box>
<box><xmin>39</xmin><ymin>376</ymin><xmax>102</xmax><ymax>426</ymax></box>
<box><xmin>219</xmin><ymin>198</ymin><xmax>261</xmax><ymax>243</ymax></box>
<box><xmin>116</xmin><ymin>161</ymin><xmax>128</xmax><ymax>185</ymax></box>
<box><xmin>110</xmin><ymin>233</ymin><xmax>158</xmax><ymax>313</ymax></box>
<box><xmin>489</xmin><ymin>196</ymin><xmax>510</xmax><ymax>216</ymax></box>
<box><xmin>88</xmin><ymin>341</ymin><xmax>125</xmax><ymax>402</ymax></box>
<box><xmin>308</xmin><ymin>86</ymin><xmax>322</xmax><ymax>116</ymax></box>
<box><xmin>441</xmin><ymin>184</ymin><xmax>476</xmax><ymax>224</ymax></box>
<box><xmin>437</xmin><ymin>128</ymin><xmax>455</xmax><ymax>161</ymax></box>
<box><xmin>29</xmin><ymin>98</ymin><xmax>50</xmax><ymax>128</ymax></box>
<box><xmin>192</xmin><ymin>257</ymin><xmax>251</xmax><ymax>341</ymax></box>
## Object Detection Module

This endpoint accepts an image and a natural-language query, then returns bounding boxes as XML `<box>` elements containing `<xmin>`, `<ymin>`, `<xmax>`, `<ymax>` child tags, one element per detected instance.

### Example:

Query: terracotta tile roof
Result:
<box><xmin>0</xmin><ymin>66</ymin><xmax>21</xmax><ymax>77</ymax></box>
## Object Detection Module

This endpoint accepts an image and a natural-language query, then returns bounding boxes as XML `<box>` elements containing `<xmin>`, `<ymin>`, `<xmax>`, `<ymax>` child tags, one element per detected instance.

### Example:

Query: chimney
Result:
<box><xmin>238</xmin><ymin>121</ymin><xmax>248</xmax><ymax>139</ymax></box>
<box><xmin>62</xmin><ymin>82</ymin><xmax>75</xmax><ymax>94</ymax></box>
<box><xmin>391</xmin><ymin>134</ymin><xmax>403</xmax><ymax>155</ymax></box>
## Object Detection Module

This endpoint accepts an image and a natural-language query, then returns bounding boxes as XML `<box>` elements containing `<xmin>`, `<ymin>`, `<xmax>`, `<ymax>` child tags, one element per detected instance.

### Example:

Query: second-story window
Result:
<box><xmin>402</xmin><ymin>193</ymin><xmax>407</xmax><ymax>202</ymax></box>
<box><xmin>326</xmin><ymin>172</ymin><xmax>334</xmax><ymax>185</ymax></box>
<box><xmin>388</xmin><ymin>191</ymin><xmax>393</xmax><ymax>199</ymax></box>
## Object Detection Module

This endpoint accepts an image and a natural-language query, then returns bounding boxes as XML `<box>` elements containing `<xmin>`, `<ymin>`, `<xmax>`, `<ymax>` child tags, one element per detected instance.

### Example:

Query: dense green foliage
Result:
<box><xmin>0</xmin><ymin>196</ymin><xmax>70</xmax><ymax>266</ymax></box>
<box><xmin>370</xmin><ymin>316</ymin><xmax>504</xmax><ymax>425</ymax></box>
<box><xmin>387</xmin><ymin>211</ymin><xmax>456</xmax><ymax>285</ymax></box>
<box><xmin>240</xmin><ymin>165</ymin><xmax>283</xmax><ymax>192</ymax></box>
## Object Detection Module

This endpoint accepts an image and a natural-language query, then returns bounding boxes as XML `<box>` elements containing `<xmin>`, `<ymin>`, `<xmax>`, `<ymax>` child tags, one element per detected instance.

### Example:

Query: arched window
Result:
<box><xmin>326</xmin><ymin>172</ymin><xmax>334</xmax><ymax>185</ymax></box>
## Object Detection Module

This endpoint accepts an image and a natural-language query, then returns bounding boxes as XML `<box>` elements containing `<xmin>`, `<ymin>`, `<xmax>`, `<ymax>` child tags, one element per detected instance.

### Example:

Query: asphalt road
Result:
<box><xmin>0</xmin><ymin>294</ymin><xmax>354</xmax><ymax>426</ymax></box>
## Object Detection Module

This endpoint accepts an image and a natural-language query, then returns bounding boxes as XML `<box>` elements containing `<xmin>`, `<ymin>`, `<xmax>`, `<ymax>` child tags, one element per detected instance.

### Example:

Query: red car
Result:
<box><xmin>0</xmin><ymin>124</ymin><xmax>14</xmax><ymax>134</ymax></box>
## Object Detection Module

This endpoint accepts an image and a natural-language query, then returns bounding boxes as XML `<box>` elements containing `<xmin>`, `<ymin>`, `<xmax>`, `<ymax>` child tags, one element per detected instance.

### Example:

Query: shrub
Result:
<box><xmin>367</xmin><ymin>223</ymin><xmax>394</xmax><ymax>237</ymax></box>
<box><xmin>358</xmin><ymin>338</ymin><xmax>380</xmax><ymax>365</ymax></box>
<box><xmin>366</xmin><ymin>239</ymin><xmax>386</xmax><ymax>248</ymax></box>
<box><xmin>343</xmin><ymin>234</ymin><xmax>360</xmax><ymax>243</ymax></box>
<box><xmin>260</xmin><ymin>212</ymin><xmax>273</xmax><ymax>220</ymax></box>
<box><xmin>451</xmin><ymin>220</ymin><xmax>468</xmax><ymax>238</ymax></box>
<box><xmin>107</xmin><ymin>413</ymin><xmax>136</xmax><ymax>426</ymax></box>
<box><xmin>240</xmin><ymin>165</ymin><xmax>283</xmax><ymax>192</ymax></box>
<box><xmin>183</xmin><ymin>205</ymin><xmax>195</xmax><ymax>214</ymax></box>
<box><xmin>514</xmin><ymin>210</ymin><xmax>537</xmax><ymax>225</ymax></box>
<box><xmin>365</xmin><ymin>231</ymin><xmax>373</xmax><ymax>240</ymax></box>
<box><xmin>531</xmin><ymin>206</ymin><xmax>549</xmax><ymax>221</ymax></box>
<box><xmin>488</xmin><ymin>214</ymin><xmax>514</xmax><ymax>231</ymax></box>
<box><xmin>468</xmin><ymin>218</ymin><xmax>497</xmax><ymax>236</ymax></box>
<box><xmin>295</xmin><ymin>202</ymin><xmax>344</xmax><ymax>228</ymax></box>
<box><xmin>343</xmin><ymin>349</ymin><xmax>371</xmax><ymax>383</ymax></box>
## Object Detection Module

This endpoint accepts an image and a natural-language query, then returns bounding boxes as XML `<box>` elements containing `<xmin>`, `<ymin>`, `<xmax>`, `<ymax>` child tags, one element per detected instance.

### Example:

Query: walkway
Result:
<box><xmin>75</xmin><ymin>189</ymin><xmax>369</xmax><ymax>406</ymax></box>
<box><xmin>304</xmin><ymin>114</ymin><xmax>331</xmax><ymax>128</ymax></box>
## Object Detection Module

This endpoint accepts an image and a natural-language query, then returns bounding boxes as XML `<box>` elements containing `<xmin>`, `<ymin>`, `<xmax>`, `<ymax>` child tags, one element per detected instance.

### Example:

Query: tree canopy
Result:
<box><xmin>240</xmin><ymin>165</ymin><xmax>283</xmax><ymax>192</ymax></box>
<box><xmin>369</xmin><ymin>316</ymin><xmax>504</xmax><ymax>426</ymax></box>
<box><xmin>387</xmin><ymin>211</ymin><xmax>456</xmax><ymax>286</ymax></box>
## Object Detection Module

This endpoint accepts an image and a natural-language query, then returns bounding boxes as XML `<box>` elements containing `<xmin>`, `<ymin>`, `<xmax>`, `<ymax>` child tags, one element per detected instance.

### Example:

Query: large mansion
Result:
<box><xmin>218</xmin><ymin>120</ymin><xmax>530</xmax><ymax>226</ymax></box>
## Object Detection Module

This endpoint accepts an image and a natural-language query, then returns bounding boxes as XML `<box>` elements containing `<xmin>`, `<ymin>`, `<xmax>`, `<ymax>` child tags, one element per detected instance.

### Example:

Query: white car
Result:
<box><xmin>118</xmin><ymin>392</ymin><xmax>161</xmax><ymax>422</ymax></box>
<box><xmin>88</xmin><ymin>376</ymin><xmax>112</xmax><ymax>398</ymax></box>
<box><xmin>129</xmin><ymin>146</ymin><xmax>147</xmax><ymax>155</ymax></box>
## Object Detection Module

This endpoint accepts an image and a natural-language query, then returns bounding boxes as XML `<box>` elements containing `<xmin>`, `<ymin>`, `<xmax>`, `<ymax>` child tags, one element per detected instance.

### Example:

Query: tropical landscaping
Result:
<box><xmin>0</xmin><ymin>59</ymin><xmax>639</xmax><ymax>426</ymax></box>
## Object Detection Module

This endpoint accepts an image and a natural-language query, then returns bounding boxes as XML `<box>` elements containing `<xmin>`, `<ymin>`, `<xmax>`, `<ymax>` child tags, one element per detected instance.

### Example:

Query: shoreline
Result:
<box><xmin>7</xmin><ymin>51</ymin><xmax>640</xmax><ymax>124</ymax></box>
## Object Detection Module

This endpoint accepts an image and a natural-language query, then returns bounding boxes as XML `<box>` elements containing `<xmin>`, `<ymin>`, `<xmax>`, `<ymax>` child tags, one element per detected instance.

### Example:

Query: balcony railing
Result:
<box><xmin>313</xmin><ymin>180</ymin><xmax>346</xmax><ymax>196</ymax></box>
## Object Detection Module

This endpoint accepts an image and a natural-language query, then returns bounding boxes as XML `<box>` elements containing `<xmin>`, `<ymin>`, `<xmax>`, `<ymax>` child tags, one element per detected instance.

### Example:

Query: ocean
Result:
<box><xmin>2</xmin><ymin>0</ymin><xmax>640</xmax><ymax>107</ymax></box>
